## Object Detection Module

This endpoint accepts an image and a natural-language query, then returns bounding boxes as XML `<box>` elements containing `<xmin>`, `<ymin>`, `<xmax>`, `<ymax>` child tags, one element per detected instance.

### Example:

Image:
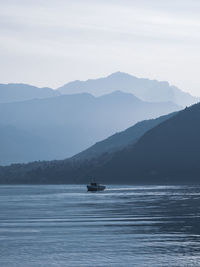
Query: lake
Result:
<box><xmin>1</xmin><ymin>185</ymin><xmax>200</xmax><ymax>266</ymax></box>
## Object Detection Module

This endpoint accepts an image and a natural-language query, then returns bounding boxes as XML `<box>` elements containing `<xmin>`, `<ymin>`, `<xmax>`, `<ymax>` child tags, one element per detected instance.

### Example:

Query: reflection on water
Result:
<box><xmin>1</xmin><ymin>185</ymin><xmax>200</xmax><ymax>266</ymax></box>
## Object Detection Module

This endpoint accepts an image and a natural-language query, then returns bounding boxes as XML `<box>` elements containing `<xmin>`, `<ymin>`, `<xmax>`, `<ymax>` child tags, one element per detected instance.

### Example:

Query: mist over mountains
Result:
<box><xmin>73</xmin><ymin>112</ymin><xmax>176</xmax><ymax>161</ymax></box>
<box><xmin>1</xmin><ymin>101</ymin><xmax>200</xmax><ymax>184</ymax></box>
<box><xmin>0</xmin><ymin>72</ymin><xmax>198</xmax><ymax>166</ymax></box>
<box><xmin>58</xmin><ymin>72</ymin><xmax>199</xmax><ymax>106</ymax></box>
<box><xmin>0</xmin><ymin>91</ymin><xmax>180</xmax><ymax>165</ymax></box>
<box><xmin>0</xmin><ymin>83</ymin><xmax>60</xmax><ymax>103</ymax></box>
<box><xmin>1</xmin><ymin>72</ymin><xmax>198</xmax><ymax>106</ymax></box>
<box><xmin>93</xmin><ymin>102</ymin><xmax>200</xmax><ymax>184</ymax></box>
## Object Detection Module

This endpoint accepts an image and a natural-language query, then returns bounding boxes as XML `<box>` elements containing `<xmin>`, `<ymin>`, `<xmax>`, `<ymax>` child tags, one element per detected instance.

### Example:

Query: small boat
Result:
<box><xmin>87</xmin><ymin>182</ymin><xmax>106</xmax><ymax>192</ymax></box>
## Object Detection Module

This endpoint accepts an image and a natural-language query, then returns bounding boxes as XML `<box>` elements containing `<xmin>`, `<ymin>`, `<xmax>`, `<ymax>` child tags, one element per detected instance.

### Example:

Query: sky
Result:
<box><xmin>0</xmin><ymin>0</ymin><xmax>200</xmax><ymax>96</ymax></box>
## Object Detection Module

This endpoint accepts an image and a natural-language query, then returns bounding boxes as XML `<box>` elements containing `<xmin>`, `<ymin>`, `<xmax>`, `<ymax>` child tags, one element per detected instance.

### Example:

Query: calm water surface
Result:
<box><xmin>1</xmin><ymin>185</ymin><xmax>200</xmax><ymax>266</ymax></box>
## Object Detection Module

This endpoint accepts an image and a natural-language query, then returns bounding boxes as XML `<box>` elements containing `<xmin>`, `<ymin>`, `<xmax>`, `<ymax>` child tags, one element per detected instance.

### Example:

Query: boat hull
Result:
<box><xmin>87</xmin><ymin>185</ymin><xmax>106</xmax><ymax>191</ymax></box>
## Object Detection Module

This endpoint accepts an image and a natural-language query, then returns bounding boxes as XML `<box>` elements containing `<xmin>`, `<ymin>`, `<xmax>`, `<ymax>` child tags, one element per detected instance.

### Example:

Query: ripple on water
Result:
<box><xmin>1</xmin><ymin>184</ymin><xmax>200</xmax><ymax>267</ymax></box>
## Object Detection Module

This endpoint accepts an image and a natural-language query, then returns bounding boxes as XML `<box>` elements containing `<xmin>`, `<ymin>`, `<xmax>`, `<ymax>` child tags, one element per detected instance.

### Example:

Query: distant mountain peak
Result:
<box><xmin>58</xmin><ymin>72</ymin><xmax>199</xmax><ymax>106</ymax></box>
<box><xmin>107</xmin><ymin>71</ymin><xmax>134</xmax><ymax>79</ymax></box>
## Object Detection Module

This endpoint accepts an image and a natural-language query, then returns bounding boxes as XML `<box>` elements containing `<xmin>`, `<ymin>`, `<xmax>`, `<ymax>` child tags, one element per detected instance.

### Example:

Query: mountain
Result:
<box><xmin>2</xmin><ymin>73</ymin><xmax>198</xmax><ymax>106</ymax></box>
<box><xmin>91</xmin><ymin>103</ymin><xmax>200</xmax><ymax>184</ymax></box>
<box><xmin>0</xmin><ymin>125</ymin><xmax>48</xmax><ymax>165</ymax></box>
<box><xmin>1</xmin><ymin>102</ymin><xmax>200</xmax><ymax>184</ymax></box>
<box><xmin>58</xmin><ymin>72</ymin><xmax>199</xmax><ymax>107</ymax></box>
<box><xmin>73</xmin><ymin>112</ymin><xmax>176</xmax><ymax>161</ymax></box>
<box><xmin>0</xmin><ymin>83</ymin><xmax>60</xmax><ymax>103</ymax></box>
<box><xmin>0</xmin><ymin>91</ymin><xmax>180</xmax><ymax>165</ymax></box>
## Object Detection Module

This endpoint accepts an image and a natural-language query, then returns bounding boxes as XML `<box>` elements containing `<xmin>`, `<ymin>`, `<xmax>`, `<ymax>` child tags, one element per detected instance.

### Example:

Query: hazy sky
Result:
<box><xmin>1</xmin><ymin>0</ymin><xmax>200</xmax><ymax>96</ymax></box>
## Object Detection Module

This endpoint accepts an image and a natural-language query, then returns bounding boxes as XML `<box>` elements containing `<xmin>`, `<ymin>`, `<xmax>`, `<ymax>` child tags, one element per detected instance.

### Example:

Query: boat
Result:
<box><xmin>87</xmin><ymin>182</ymin><xmax>106</xmax><ymax>192</ymax></box>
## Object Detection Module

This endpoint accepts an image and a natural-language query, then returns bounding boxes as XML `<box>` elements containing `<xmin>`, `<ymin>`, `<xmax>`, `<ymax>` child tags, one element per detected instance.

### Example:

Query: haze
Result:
<box><xmin>1</xmin><ymin>0</ymin><xmax>200</xmax><ymax>96</ymax></box>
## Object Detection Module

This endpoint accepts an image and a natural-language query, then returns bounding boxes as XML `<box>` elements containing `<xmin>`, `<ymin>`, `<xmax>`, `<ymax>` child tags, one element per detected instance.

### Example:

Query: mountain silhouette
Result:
<box><xmin>1</xmin><ymin>102</ymin><xmax>200</xmax><ymax>184</ymax></box>
<box><xmin>73</xmin><ymin>112</ymin><xmax>176</xmax><ymax>161</ymax></box>
<box><xmin>0</xmin><ymin>91</ymin><xmax>180</xmax><ymax>165</ymax></box>
<box><xmin>58</xmin><ymin>72</ymin><xmax>199</xmax><ymax>106</ymax></box>
<box><xmin>90</xmin><ymin>102</ymin><xmax>200</xmax><ymax>184</ymax></box>
<box><xmin>0</xmin><ymin>83</ymin><xmax>60</xmax><ymax>103</ymax></box>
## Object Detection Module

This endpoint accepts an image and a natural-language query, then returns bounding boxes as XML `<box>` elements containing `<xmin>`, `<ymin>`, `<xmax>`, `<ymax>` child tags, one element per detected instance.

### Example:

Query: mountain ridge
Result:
<box><xmin>58</xmin><ymin>72</ymin><xmax>199</xmax><ymax>106</ymax></box>
<box><xmin>0</xmin><ymin>91</ymin><xmax>180</xmax><ymax>165</ymax></box>
<box><xmin>73</xmin><ymin>112</ymin><xmax>177</xmax><ymax>161</ymax></box>
<box><xmin>0</xmin><ymin>83</ymin><xmax>60</xmax><ymax>103</ymax></box>
<box><xmin>1</xmin><ymin>101</ymin><xmax>199</xmax><ymax>184</ymax></box>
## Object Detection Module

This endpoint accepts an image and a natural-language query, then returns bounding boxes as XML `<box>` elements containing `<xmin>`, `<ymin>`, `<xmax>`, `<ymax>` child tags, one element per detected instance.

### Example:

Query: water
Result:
<box><xmin>1</xmin><ymin>185</ymin><xmax>200</xmax><ymax>267</ymax></box>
